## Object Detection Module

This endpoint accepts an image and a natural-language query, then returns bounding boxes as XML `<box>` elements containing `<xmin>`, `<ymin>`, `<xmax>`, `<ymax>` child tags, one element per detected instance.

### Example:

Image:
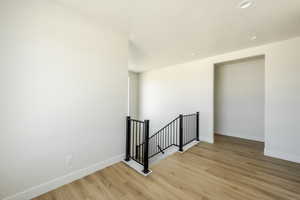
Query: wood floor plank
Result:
<box><xmin>33</xmin><ymin>135</ymin><xmax>300</xmax><ymax>200</ymax></box>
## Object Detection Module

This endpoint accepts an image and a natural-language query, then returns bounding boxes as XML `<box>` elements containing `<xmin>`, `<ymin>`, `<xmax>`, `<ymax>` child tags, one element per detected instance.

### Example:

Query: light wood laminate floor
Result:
<box><xmin>34</xmin><ymin>134</ymin><xmax>300</xmax><ymax>200</ymax></box>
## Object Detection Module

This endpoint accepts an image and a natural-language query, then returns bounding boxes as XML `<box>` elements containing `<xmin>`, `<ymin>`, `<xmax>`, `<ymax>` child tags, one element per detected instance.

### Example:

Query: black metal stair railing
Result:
<box><xmin>124</xmin><ymin>117</ymin><xmax>150</xmax><ymax>174</ymax></box>
<box><xmin>182</xmin><ymin>113</ymin><xmax>199</xmax><ymax>146</ymax></box>
<box><xmin>125</xmin><ymin>112</ymin><xmax>199</xmax><ymax>175</ymax></box>
<box><xmin>147</xmin><ymin>116</ymin><xmax>180</xmax><ymax>158</ymax></box>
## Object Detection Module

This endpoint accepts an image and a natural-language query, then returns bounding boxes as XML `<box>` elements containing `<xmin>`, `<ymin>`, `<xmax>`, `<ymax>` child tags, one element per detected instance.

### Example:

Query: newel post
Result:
<box><xmin>179</xmin><ymin>114</ymin><xmax>183</xmax><ymax>152</ymax></box>
<box><xmin>196</xmin><ymin>112</ymin><xmax>200</xmax><ymax>141</ymax></box>
<box><xmin>143</xmin><ymin>120</ymin><xmax>150</xmax><ymax>174</ymax></box>
<box><xmin>125</xmin><ymin>116</ymin><xmax>131</xmax><ymax>161</ymax></box>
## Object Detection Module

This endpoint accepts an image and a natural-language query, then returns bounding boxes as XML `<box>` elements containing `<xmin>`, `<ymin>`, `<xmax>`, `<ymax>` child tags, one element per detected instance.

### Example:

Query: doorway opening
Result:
<box><xmin>213</xmin><ymin>55</ymin><xmax>265</xmax><ymax>148</ymax></box>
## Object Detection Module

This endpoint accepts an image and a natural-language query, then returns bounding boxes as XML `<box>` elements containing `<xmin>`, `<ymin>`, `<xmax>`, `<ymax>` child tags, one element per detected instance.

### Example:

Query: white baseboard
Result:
<box><xmin>3</xmin><ymin>154</ymin><xmax>125</xmax><ymax>200</ymax></box>
<box><xmin>200</xmin><ymin>135</ymin><xmax>214</xmax><ymax>144</ymax></box>
<box><xmin>215</xmin><ymin>132</ymin><xmax>264</xmax><ymax>142</ymax></box>
<box><xmin>181</xmin><ymin>140</ymin><xmax>200</xmax><ymax>152</ymax></box>
<box><xmin>264</xmin><ymin>148</ymin><xmax>300</xmax><ymax>164</ymax></box>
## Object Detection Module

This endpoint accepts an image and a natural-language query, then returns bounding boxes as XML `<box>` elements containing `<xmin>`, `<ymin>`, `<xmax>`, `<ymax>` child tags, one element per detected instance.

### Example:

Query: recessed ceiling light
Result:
<box><xmin>129</xmin><ymin>34</ymin><xmax>135</xmax><ymax>40</ymax></box>
<box><xmin>239</xmin><ymin>0</ymin><xmax>253</xmax><ymax>9</ymax></box>
<box><xmin>251</xmin><ymin>36</ymin><xmax>257</xmax><ymax>41</ymax></box>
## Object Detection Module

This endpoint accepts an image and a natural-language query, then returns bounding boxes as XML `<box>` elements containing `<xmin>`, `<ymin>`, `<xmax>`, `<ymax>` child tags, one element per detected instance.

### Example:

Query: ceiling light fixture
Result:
<box><xmin>251</xmin><ymin>36</ymin><xmax>257</xmax><ymax>41</ymax></box>
<box><xmin>239</xmin><ymin>0</ymin><xmax>253</xmax><ymax>9</ymax></box>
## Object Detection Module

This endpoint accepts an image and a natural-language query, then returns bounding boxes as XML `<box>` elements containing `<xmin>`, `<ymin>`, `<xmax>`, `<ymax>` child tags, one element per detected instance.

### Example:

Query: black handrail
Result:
<box><xmin>125</xmin><ymin>112</ymin><xmax>199</xmax><ymax>175</ymax></box>
<box><xmin>182</xmin><ymin>113</ymin><xmax>197</xmax><ymax>117</ymax></box>
<box><xmin>131</xmin><ymin>119</ymin><xmax>145</xmax><ymax>123</ymax></box>
<box><xmin>148</xmin><ymin>116</ymin><xmax>180</xmax><ymax>158</ymax></box>
<box><xmin>136</xmin><ymin>116</ymin><xmax>180</xmax><ymax>149</ymax></box>
<box><xmin>149</xmin><ymin>116</ymin><xmax>180</xmax><ymax>139</ymax></box>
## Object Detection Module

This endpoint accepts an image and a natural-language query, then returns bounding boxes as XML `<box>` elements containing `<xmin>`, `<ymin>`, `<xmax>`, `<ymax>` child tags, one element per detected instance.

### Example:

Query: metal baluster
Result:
<box><xmin>156</xmin><ymin>134</ymin><xmax>158</xmax><ymax>155</ymax></box>
<box><xmin>167</xmin><ymin>126</ymin><xmax>169</xmax><ymax>147</ymax></box>
<box><xmin>176</xmin><ymin>119</ymin><xmax>178</xmax><ymax>145</ymax></box>
<box><xmin>171</xmin><ymin>123</ymin><xmax>173</xmax><ymax>146</ymax></box>
<box><xmin>137</xmin><ymin>122</ymin><xmax>140</xmax><ymax>161</ymax></box>
<box><xmin>185</xmin><ymin>117</ymin><xmax>188</xmax><ymax>143</ymax></box>
<box><xmin>183</xmin><ymin>117</ymin><xmax>185</xmax><ymax>144</ymax></box>
<box><xmin>164</xmin><ymin>127</ymin><xmax>166</xmax><ymax>148</ymax></box>
<box><xmin>172</xmin><ymin>122</ymin><xmax>174</xmax><ymax>145</ymax></box>
<box><xmin>131</xmin><ymin>121</ymin><xmax>134</xmax><ymax>159</ymax></box>
<box><xmin>162</xmin><ymin>129</ymin><xmax>164</xmax><ymax>149</ymax></box>
<box><xmin>189</xmin><ymin>117</ymin><xmax>191</xmax><ymax>141</ymax></box>
<box><xmin>141</xmin><ymin>123</ymin><xmax>144</xmax><ymax>162</ymax></box>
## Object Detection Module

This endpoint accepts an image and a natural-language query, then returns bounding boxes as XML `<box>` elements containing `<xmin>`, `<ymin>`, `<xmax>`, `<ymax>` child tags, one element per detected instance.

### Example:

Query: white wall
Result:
<box><xmin>214</xmin><ymin>56</ymin><xmax>265</xmax><ymax>142</ymax></box>
<box><xmin>128</xmin><ymin>72</ymin><xmax>140</xmax><ymax>119</ymax></box>
<box><xmin>264</xmin><ymin>38</ymin><xmax>300</xmax><ymax>163</ymax></box>
<box><xmin>139</xmin><ymin>62</ymin><xmax>214</xmax><ymax>137</ymax></box>
<box><xmin>0</xmin><ymin>1</ymin><xmax>128</xmax><ymax>199</ymax></box>
<box><xmin>139</xmin><ymin>37</ymin><xmax>300</xmax><ymax>163</ymax></box>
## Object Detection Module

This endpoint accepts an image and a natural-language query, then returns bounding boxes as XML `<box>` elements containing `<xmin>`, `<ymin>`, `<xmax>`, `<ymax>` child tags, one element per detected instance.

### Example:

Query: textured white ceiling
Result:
<box><xmin>129</xmin><ymin>0</ymin><xmax>300</xmax><ymax>71</ymax></box>
<box><xmin>54</xmin><ymin>0</ymin><xmax>129</xmax><ymax>33</ymax></box>
<box><xmin>55</xmin><ymin>0</ymin><xmax>300</xmax><ymax>72</ymax></box>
